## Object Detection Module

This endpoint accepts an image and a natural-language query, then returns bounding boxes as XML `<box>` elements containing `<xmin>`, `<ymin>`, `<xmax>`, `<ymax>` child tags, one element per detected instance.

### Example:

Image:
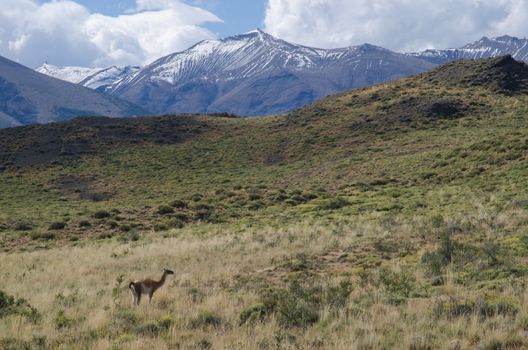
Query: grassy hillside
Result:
<box><xmin>2</xmin><ymin>56</ymin><xmax>528</xmax><ymax>349</ymax></box>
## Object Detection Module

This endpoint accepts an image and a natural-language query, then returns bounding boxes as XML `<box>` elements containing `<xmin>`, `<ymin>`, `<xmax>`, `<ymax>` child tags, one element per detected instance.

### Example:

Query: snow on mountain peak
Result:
<box><xmin>36</xmin><ymin>64</ymin><xmax>141</xmax><ymax>91</ymax></box>
<box><xmin>36</xmin><ymin>63</ymin><xmax>102</xmax><ymax>84</ymax></box>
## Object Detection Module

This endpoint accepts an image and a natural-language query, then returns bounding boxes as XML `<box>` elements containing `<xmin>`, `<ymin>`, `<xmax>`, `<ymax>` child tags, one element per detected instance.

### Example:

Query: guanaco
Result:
<box><xmin>129</xmin><ymin>268</ymin><xmax>174</xmax><ymax>305</ymax></box>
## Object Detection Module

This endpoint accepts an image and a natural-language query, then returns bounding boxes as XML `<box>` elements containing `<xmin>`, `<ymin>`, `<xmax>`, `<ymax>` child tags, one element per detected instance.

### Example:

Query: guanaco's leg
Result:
<box><xmin>148</xmin><ymin>291</ymin><xmax>153</xmax><ymax>303</ymax></box>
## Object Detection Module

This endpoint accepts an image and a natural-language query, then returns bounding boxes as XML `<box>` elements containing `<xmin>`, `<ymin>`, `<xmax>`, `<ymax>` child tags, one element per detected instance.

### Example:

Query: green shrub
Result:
<box><xmin>0</xmin><ymin>290</ymin><xmax>15</xmax><ymax>313</ymax></box>
<box><xmin>170</xmin><ymin>200</ymin><xmax>188</xmax><ymax>208</ymax></box>
<box><xmin>30</xmin><ymin>232</ymin><xmax>56</xmax><ymax>240</ymax></box>
<box><xmin>239</xmin><ymin>303</ymin><xmax>270</xmax><ymax>325</ymax></box>
<box><xmin>409</xmin><ymin>335</ymin><xmax>434</xmax><ymax>350</ymax></box>
<box><xmin>421</xmin><ymin>232</ymin><xmax>459</xmax><ymax>280</ymax></box>
<box><xmin>111</xmin><ymin>308</ymin><xmax>138</xmax><ymax>331</ymax></box>
<box><xmin>54</xmin><ymin>290</ymin><xmax>79</xmax><ymax>307</ymax></box>
<box><xmin>325</xmin><ymin>280</ymin><xmax>352</xmax><ymax>309</ymax></box>
<box><xmin>433</xmin><ymin>295</ymin><xmax>519</xmax><ymax>319</ymax></box>
<box><xmin>54</xmin><ymin>310</ymin><xmax>74</xmax><ymax>329</ymax></box>
<box><xmin>157</xmin><ymin>316</ymin><xmax>174</xmax><ymax>330</ymax></box>
<box><xmin>153</xmin><ymin>224</ymin><xmax>168</xmax><ymax>232</ymax></box>
<box><xmin>167</xmin><ymin>218</ymin><xmax>185</xmax><ymax>229</ymax></box>
<box><xmin>14</xmin><ymin>221</ymin><xmax>34</xmax><ymax>231</ymax></box>
<box><xmin>92</xmin><ymin>210</ymin><xmax>111</xmax><ymax>219</ymax></box>
<box><xmin>483</xmin><ymin>336</ymin><xmax>525</xmax><ymax>350</ymax></box>
<box><xmin>134</xmin><ymin>323</ymin><xmax>161</xmax><ymax>336</ymax></box>
<box><xmin>317</xmin><ymin>197</ymin><xmax>350</xmax><ymax>210</ymax></box>
<box><xmin>276</xmin><ymin>284</ymin><xmax>321</xmax><ymax>328</ymax></box>
<box><xmin>302</xmin><ymin>193</ymin><xmax>318</xmax><ymax>201</ymax></box>
<box><xmin>0</xmin><ymin>338</ymin><xmax>32</xmax><ymax>350</ymax></box>
<box><xmin>248</xmin><ymin>200</ymin><xmax>266</xmax><ymax>211</ymax></box>
<box><xmin>119</xmin><ymin>224</ymin><xmax>132</xmax><ymax>232</ymax></box>
<box><xmin>191</xmin><ymin>193</ymin><xmax>204</xmax><ymax>202</ymax></box>
<box><xmin>157</xmin><ymin>205</ymin><xmax>174</xmax><ymax>215</ymax></box>
<box><xmin>197</xmin><ymin>339</ymin><xmax>212</xmax><ymax>350</ymax></box>
<box><xmin>78</xmin><ymin>220</ymin><xmax>91</xmax><ymax>228</ymax></box>
<box><xmin>48</xmin><ymin>222</ymin><xmax>66</xmax><ymax>230</ymax></box>
<box><xmin>190</xmin><ymin>312</ymin><xmax>225</xmax><ymax>330</ymax></box>
<box><xmin>107</xmin><ymin>220</ymin><xmax>119</xmax><ymax>229</ymax></box>
<box><xmin>0</xmin><ymin>291</ymin><xmax>37</xmax><ymax>321</ymax></box>
<box><xmin>97</xmin><ymin>233</ymin><xmax>113</xmax><ymax>240</ymax></box>
<box><xmin>248</xmin><ymin>193</ymin><xmax>261</xmax><ymax>201</ymax></box>
<box><xmin>371</xmin><ymin>267</ymin><xmax>418</xmax><ymax>305</ymax></box>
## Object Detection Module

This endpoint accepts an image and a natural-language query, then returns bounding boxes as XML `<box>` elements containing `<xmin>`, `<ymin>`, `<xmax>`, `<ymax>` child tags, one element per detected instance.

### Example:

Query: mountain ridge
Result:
<box><xmin>408</xmin><ymin>35</ymin><xmax>528</xmax><ymax>64</ymax></box>
<box><xmin>0</xmin><ymin>56</ymin><xmax>146</xmax><ymax>127</ymax></box>
<box><xmin>106</xmin><ymin>29</ymin><xmax>434</xmax><ymax>116</ymax></box>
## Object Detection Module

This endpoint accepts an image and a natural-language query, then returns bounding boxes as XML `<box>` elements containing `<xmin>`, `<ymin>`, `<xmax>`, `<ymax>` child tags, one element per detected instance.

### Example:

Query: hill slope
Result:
<box><xmin>2</xmin><ymin>56</ymin><xmax>528</xmax><ymax>349</ymax></box>
<box><xmin>0</xmin><ymin>56</ymin><xmax>145</xmax><ymax>127</ymax></box>
<box><xmin>1</xmin><ymin>55</ymin><xmax>527</xmax><ymax>223</ymax></box>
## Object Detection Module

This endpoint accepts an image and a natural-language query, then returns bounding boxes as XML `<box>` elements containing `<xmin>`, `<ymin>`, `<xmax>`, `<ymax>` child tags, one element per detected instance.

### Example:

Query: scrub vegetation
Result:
<box><xmin>2</xmin><ymin>56</ymin><xmax>528</xmax><ymax>349</ymax></box>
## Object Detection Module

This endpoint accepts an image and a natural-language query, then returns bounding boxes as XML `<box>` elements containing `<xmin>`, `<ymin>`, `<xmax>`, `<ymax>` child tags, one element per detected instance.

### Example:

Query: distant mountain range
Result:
<box><xmin>0</xmin><ymin>56</ymin><xmax>145</xmax><ymax>128</ymax></box>
<box><xmin>2</xmin><ymin>31</ymin><xmax>527</xmax><ymax>128</ymax></box>
<box><xmin>35</xmin><ymin>32</ymin><xmax>528</xmax><ymax>118</ymax></box>
<box><xmin>36</xmin><ymin>63</ymin><xmax>140</xmax><ymax>93</ymax></box>
<box><xmin>408</xmin><ymin>35</ymin><xmax>528</xmax><ymax>64</ymax></box>
<box><xmin>35</xmin><ymin>30</ymin><xmax>435</xmax><ymax>117</ymax></box>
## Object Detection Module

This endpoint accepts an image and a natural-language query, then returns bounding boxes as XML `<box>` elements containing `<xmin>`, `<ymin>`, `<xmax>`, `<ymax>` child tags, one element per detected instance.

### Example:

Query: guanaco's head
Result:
<box><xmin>163</xmin><ymin>268</ymin><xmax>175</xmax><ymax>275</ymax></box>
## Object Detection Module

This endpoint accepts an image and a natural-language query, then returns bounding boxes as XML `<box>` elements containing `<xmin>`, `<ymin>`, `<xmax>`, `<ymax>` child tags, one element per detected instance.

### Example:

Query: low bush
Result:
<box><xmin>153</xmin><ymin>223</ymin><xmax>168</xmax><ymax>232</ymax></box>
<box><xmin>30</xmin><ymin>232</ymin><xmax>56</xmax><ymax>240</ymax></box>
<box><xmin>92</xmin><ymin>210</ymin><xmax>111</xmax><ymax>219</ymax></box>
<box><xmin>167</xmin><ymin>218</ymin><xmax>185</xmax><ymax>229</ymax></box>
<box><xmin>111</xmin><ymin>308</ymin><xmax>138</xmax><ymax>331</ymax></box>
<box><xmin>239</xmin><ymin>303</ymin><xmax>270</xmax><ymax>325</ymax></box>
<box><xmin>189</xmin><ymin>312</ymin><xmax>225</xmax><ymax>330</ymax></box>
<box><xmin>78</xmin><ymin>220</ymin><xmax>91</xmax><ymax>228</ymax></box>
<box><xmin>252</xmin><ymin>278</ymin><xmax>352</xmax><ymax>328</ymax></box>
<box><xmin>170</xmin><ymin>200</ymin><xmax>188</xmax><ymax>209</ymax></box>
<box><xmin>14</xmin><ymin>221</ymin><xmax>34</xmax><ymax>231</ymax></box>
<box><xmin>107</xmin><ymin>220</ymin><xmax>119</xmax><ymax>229</ymax></box>
<box><xmin>48</xmin><ymin>222</ymin><xmax>66</xmax><ymax>230</ymax></box>
<box><xmin>433</xmin><ymin>295</ymin><xmax>519</xmax><ymax>319</ymax></box>
<box><xmin>54</xmin><ymin>310</ymin><xmax>75</xmax><ymax>329</ymax></box>
<box><xmin>317</xmin><ymin>197</ymin><xmax>350</xmax><ymax>210</ymax></box>
<box><xmin>157</xmin><ymin>205</ymin><xmax>174</xmax><ymax>215</ymax></box>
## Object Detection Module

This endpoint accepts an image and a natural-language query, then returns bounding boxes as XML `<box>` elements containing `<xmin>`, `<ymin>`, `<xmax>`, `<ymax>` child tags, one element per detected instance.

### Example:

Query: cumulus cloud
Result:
<box><xmin>264</xmin><ymin>0</ymin><xmax>528</xmax><ymax>52</ymax></box>
<box><xmin>0</xmin><ymin>0</ymin><xmax>221</xmax><ymax>68</ymax></box>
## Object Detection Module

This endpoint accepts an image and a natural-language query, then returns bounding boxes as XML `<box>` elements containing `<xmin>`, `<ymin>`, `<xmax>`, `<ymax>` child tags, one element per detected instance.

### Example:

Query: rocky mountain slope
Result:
<box><xmin>408</xmin><ymin>35</ymin><xmax>528</xmax><ymax>64</ymax></box>
<box><xmin>36</xmin><ymin>63</ymin><xmax>140</xmax><ymax>92</ymax></box>
<box><xmin>0</xmin><ymin>56</ymin><xmax>145</xmax><ymax>127</ymax></box>
<box><xmin>36</xmin><ymin>30</ymin><xmax>435</xmax><ymax>117</ymax></box>
<box><xmin>108</xmin><ymin>30</ymin><xmax>435</xmax><ymax>116</ymax></box>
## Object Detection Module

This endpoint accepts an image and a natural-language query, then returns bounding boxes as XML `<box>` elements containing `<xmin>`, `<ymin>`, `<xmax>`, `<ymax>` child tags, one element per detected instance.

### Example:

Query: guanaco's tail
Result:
<box><xmin>129</xmin><ymin>282</ymin><xmax>135</xmax><ymax>289</ymax></box>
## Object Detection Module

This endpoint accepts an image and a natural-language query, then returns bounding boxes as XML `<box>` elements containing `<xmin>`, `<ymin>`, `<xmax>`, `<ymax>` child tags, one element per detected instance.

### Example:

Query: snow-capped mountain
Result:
<box><xmin>36</xmin><ymin>63</ymin><xmax>101</xmax><ymax>84</ymax></box>
<box><xmin>0</xmin><ymin>56</ymin><xmax>145</xmax><ymax>128</ymax></box>
<box><xmin>408</xmin><ymin>35</ymin><xmax>528</xmax><ymax>64</ymax></box>
<box><xmin>80</xmin><ymin>66</ymin><xmax>140</xmax><ymax>92</ymax></box>
<box><xmin>36</xmin><ymin>63</ymin><xmax>140</xmax><ymax>92</ymax></box>
<box><xmin>108</xmin><ymin>29</ymin><xmax>435</xmax><ymax>116</ymax></box>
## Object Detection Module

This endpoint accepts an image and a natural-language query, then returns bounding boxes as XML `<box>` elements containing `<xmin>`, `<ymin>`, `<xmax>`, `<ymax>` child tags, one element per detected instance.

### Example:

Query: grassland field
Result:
<box><xmin>2</xmin><ymin>57</ymin><xmax>528</xmax><ymax>349</ymax></box>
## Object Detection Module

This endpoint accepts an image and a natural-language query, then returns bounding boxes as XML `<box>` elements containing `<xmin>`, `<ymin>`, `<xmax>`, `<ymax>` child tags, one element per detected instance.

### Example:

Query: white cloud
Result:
<box><xmin>264</xmin><ymin>0</ymin><xmax>528</xmax><ymax>52</ymax></box>
<box><xmin>0</xmin><ymin>0</ymin><xmax>221</xmax><ymax>68</ymax></box>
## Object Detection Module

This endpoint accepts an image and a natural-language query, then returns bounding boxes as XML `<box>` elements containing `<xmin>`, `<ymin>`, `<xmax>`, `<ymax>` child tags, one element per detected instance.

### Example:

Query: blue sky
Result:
<box><xmin>41</xmin><ymin>0</ymin><xmax>267</xmax><ymax>38</ymax></box>
<box><xmin>3</xmin><ymin>0</ymin><xmax>528</xmax><ymax>68</ymax></box>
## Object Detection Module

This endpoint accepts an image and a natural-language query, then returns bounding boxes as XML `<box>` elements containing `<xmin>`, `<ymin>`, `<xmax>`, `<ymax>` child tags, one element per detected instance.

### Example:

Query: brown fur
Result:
<box><xmin>129</xmin><ymin>268</ymin><xmax>174</xmax><ymax>305</ymax></box>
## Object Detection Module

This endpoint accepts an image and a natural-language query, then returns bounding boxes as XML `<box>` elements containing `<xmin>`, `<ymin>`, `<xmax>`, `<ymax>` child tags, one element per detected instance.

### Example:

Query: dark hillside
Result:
<box><xmin>1</xmin><ymin>56</ymin><xmax>528</xmax><ymax>246</ymax></box>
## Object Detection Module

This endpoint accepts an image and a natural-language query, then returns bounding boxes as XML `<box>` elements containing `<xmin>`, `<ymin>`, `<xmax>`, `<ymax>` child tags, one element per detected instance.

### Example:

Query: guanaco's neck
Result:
<box><xmin>155</xmin><ymin>271</ymin><xmax>168</xmax><ymax>288</ymax></box>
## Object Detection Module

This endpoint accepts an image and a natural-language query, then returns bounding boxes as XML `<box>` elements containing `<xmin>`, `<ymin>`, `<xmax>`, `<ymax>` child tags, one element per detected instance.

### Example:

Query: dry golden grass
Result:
<box><xmin>1</xmin><ymin>213</ymin><xmax>528</xmax><ymax>349</ymax></box>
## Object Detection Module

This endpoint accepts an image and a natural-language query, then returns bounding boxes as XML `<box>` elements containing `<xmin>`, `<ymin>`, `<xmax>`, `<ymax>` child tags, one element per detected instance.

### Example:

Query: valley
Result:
<box><xmin>2</xmin><ymin>57</ymin><xmax>528</xmax><ymax>349</ymax></box>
